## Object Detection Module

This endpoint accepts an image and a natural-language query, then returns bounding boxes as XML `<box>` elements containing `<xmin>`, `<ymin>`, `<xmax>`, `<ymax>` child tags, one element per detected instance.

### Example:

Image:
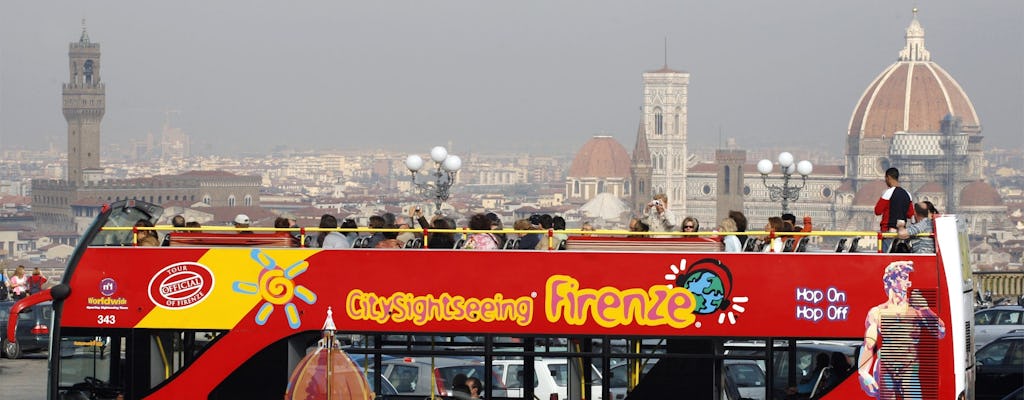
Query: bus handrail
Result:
<box><xmin>102</xmin><ymin>225</ymin><xmax>933</xmax><ymax>253</ymax></box>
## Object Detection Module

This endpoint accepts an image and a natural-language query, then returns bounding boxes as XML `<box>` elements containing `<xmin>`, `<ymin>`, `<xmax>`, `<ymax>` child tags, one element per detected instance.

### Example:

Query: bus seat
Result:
<box><xmin>848</xmin><ymin>237</ymin><xmax>861</xmax><ymax>253</ymax></box>
<box><xmin>834</xmin><ymin>238</ymin><xmax>848</xmax><ymax>253</ymax></box>
<box><xmin>795</xmin><ymin>237</ymin><xmax>809</xmax><ymax>252</ymax></box>
<box><xmin>742</xmin><ymin>237</ymin><xmax>758</xmax><ymax>252</ymax></box>
<box><xmin>782</xmin><ymin>238</ymin><xmax>795</xmax><ymax>252</ymax></box>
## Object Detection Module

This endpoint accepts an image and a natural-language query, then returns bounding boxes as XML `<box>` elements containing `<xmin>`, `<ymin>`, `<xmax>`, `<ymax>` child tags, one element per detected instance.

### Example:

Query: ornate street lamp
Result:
<box><xmin>756</xmin><ymin>152</ymin><xmax>813</xmax><ymax>214</ymax></box>
<box><xmin>405</xmin><ymin>146</ymin><xmax>462</xmax><ymax>214</ymax></box>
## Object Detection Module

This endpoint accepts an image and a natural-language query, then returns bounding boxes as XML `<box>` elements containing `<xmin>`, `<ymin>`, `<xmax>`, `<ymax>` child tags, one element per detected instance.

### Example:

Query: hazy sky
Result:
<box><xmin>1</xmin><ymin>1</ymin><xmax>1021</xmax><ymax>157</ymax></box>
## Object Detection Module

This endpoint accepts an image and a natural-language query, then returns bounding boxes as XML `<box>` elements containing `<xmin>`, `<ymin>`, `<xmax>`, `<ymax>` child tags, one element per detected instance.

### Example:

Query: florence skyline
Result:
<box><xmin>1</xmin><ymin>1</ymin><xmax>1021</xmax><ymax>157</ymax></box>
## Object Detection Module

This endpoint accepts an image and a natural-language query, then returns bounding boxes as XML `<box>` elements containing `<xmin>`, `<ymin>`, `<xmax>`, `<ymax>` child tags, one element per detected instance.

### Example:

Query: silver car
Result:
<box><xmin>975</xmin><ymin>305</ymin><xmax>1024</xmax><ymax>349</ymax></box>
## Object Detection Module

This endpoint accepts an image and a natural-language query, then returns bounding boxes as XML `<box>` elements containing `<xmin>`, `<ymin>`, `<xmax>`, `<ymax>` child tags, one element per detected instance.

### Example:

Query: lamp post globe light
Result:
<box><xmin>405</xmin><ymin>146</ymin><xmax>462</xmax><ymax>214</ymax></box>
<box><xmin>757</xmin><ymin>152</ymin><xmax>813</xmax><ymax>214</ymax></box>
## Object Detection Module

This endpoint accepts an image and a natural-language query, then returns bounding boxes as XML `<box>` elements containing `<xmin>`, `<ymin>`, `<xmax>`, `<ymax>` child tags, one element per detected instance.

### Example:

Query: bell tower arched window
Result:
<box><xmin>654</xmin><ymin>108</ymin><xmax>664</xmax><ymax>135</ymax></box>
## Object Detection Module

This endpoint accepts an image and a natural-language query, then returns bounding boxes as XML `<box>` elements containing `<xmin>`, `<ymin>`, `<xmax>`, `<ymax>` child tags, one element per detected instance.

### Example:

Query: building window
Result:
<box><xmin>822</xmin><ymin>187</ymin><xmax>832</xmax><ymax>198</ymax></box>
<box><xmin>244</xmin><ymin>195</ymin><xmax>253</xmax><ymax>206</ymax></box>
<box><xmin>203</xmin><ymin>195</ymin><xmax>211</xmax><ymax>205</ymax></box>
<box><xmin>574</xmin><ymin>181</ymin><xmax>580</xmax><ymax>195</ymax></box>
<box><xmin>743</xmin><ymin>185</ymin><xmax>751</xmax><ymax>196</ymax></box>
<box><xmin>702</xmin><ymin>184</ymin><xmax>711</xmax><ymax>195</ymax></box>
<box><xmin>724</xmin><ymin>166</ymin><xmax>731</xmax><ymax>194</ymax></box>
<box><xmin>654</xmin><ymin>108</ymin><xmax>664</xmax><ymax>135</ymax></box>
<box><xmin>597</xmin><ymin>181</ymin><xmax>605</xmax><ymax>194</ymax></box>
<box><xmin>228</xmin><ymin>195</ymin><xmax>236</xmax><ymax>207</ymax></box>
<box><xmin>675</xmin><ymin>107</ymin><xmax>682</xmax><ymax>135</ymax></box>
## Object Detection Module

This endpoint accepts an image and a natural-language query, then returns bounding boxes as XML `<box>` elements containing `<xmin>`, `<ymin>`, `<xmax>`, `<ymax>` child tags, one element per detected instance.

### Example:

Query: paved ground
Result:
<box><xmin>0</xmin><ymin>351</ymin><xmax>48</xmax><ymax>399</ymax></box>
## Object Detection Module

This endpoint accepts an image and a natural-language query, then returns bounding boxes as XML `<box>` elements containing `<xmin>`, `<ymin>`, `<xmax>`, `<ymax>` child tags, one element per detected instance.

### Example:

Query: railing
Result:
<box><xmin>974</xmin><ymin>272</ymin><xmax>1024</xmax><ymax>304</ymax></box>
<box><xmin>107</xmin><ymin>225</ymin><xmax>931</xmax><ymax>253</ymax></box>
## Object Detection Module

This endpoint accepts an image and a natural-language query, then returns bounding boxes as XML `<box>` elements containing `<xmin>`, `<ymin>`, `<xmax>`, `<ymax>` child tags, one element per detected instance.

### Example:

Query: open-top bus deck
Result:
<box><xmin>9</xmin><ymin>201</ymin><xmax>975</xmax><ymax>399</ymax></box>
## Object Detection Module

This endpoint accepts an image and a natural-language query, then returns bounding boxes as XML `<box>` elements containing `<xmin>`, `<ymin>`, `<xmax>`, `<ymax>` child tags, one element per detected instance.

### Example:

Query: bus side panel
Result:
<box><xmin>58</xmin><ymin>248</ymin><xmax>954</xmax><ymax>398</ymax></box>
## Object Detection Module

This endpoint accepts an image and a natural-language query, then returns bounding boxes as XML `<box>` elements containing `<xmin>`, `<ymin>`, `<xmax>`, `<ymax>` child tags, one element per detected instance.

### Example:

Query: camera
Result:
<box><xmin>415</xmin><ymin>207</ymin><xmax>421</xmax><ymax>212</ymax></box>
<box><xmin>650</xmin><ymin>200</ymin><xmax>661</xmax><ymax>207</ymax></box>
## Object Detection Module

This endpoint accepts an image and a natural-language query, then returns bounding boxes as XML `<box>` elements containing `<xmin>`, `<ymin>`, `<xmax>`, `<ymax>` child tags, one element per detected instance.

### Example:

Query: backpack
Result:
<box><xmin>27</xmin><ymin>275</ymin><xmax>46</xmax><ymax>294</ymax></box>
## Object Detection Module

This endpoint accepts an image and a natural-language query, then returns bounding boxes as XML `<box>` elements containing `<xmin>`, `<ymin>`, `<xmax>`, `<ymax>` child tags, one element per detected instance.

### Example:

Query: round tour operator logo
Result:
<box><xmin>148</xmin><ymin>262</ymin><xmax>215</xmax><ymax>310</ymax></box>
<box><xmin>99</xmin><ymin>278</ymin><xmax>117</xmax><ymax>296</ymax></box>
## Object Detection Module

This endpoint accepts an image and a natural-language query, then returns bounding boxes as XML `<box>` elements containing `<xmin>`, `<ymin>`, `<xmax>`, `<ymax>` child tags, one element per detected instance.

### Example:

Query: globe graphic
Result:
<box><xmin>682</xmin><ymin>271</ymin><xmax>726</xmax><ymax>314</ymax></box>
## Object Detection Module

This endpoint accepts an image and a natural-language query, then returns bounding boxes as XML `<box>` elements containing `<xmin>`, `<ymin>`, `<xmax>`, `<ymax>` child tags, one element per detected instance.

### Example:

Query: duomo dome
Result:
<box><xmin>566</xmin><ymin>136</ymin><xmax>632</xmax><ymax>201</ymax></box>
<box><xmin>848</xmin><ymin>11</ymin><xmax>980</xmax><ymax>140</ymax></box>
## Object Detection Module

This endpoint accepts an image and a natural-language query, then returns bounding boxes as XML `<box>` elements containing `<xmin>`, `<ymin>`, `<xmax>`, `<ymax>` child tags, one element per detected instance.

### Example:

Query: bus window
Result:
<box><xmin>59</xmin><ymin>334</ymin><xmax>124</xmax><ymax>399</ymax></box>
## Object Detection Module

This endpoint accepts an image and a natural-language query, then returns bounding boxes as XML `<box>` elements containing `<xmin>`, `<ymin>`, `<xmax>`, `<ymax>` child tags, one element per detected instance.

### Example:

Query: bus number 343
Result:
<box><xmin>97</xmin><ymin>315</ymin><xmax>116</xmax><ymax>325</ymax></box>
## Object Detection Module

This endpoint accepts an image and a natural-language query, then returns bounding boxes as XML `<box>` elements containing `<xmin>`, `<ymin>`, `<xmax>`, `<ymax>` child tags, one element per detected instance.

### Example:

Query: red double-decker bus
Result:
<box><xmin>8</xmin><ymin>200</ymin><xmax>975</xmax><ymax>399</ymax></box>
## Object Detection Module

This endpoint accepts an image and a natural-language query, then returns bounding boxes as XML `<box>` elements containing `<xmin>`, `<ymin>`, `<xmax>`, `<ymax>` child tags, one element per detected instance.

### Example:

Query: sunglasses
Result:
<box><xmin>683</xmin><ymin>225</ymin><xmax>695</xmax><ymax>229</ymax></box>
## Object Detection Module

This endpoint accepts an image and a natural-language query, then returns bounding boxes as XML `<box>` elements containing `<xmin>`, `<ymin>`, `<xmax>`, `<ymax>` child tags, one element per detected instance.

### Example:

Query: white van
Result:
<box><xmin>492</xmin><ymin>358</ymin><xmax>603</xmax><ymax>400</ymax></box>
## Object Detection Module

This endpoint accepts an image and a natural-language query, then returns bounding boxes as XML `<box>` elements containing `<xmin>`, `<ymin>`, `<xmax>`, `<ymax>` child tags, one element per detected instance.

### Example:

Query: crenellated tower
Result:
<box><xmin>63</xmin><ymin>21</ymin><xmax>105</xmax><ymax>185</ymax></box>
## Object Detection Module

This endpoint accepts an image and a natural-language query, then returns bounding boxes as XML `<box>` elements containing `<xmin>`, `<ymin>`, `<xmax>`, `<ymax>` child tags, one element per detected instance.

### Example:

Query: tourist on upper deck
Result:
<box><xmin>316</xmin><ymin>215</ymin><xmax>351</xmax><ymax>249</ymax></box>
<box><xmin>580</xmin><ymin>221</ymin><xmax>595</xmax><ymax>232</ymax></box>
<box><xmin>375</xmin><ymin>230</ymin><xmax>402</xmax><ymax>249</ymax></box>
<box><xmin>729</xmin><ymin>210</ymin><xmax>748</xmax><ymax>245</ymax></box>
<box><xmin>162</xmin><ymin>214</ymin><xmax>187</xmax><ymax>246</ymax></box>
<box><xmin>681</xmin><ymin>216</ymin><xmax>700</xmax><ymax>235</ymax></box>
<box><xmin>412</xmin><ymin>206</ymin><xmax>430</xmax><ymax>229</ymax></box>
<box><xmin>518</xmin><ymin>215</ymin><xmax>542</xmax><ymax>249</ymax></box>
<box><xmin>185</xmin><ymin>221</ymin><xmax>202</xmax><ymax>232</ymax></box>
<box><xmin>763</xmin><ymin>217</ymin><xmax>786</xmax><ymax>252</ymax></box>
<box><xmin>874</xmin><ymin>167</ymin><xmax>914</xmax><ymax>251</ymax></box>
<box><xmin>719</xmin><ymin>218</ymin><xmax>742</xmax><ymax>252</ymax></box>
<box><xmin>366</xmin><ymin>215</ymin><xmax>387</xmax><ymax>248</ymax></box>
<box><xmin>426</xmin><ymin>218</ymin><xmax>456</xmax><ymax>249</ymax></box>
<box><xmin>486</xmin><ymin>212</ymin><xmax>507</xmax><ymax>246</ymax></box>
<box><xmin>233</xmin><ymin>214</ymin><xmax>253</xmax><ymax>234</ymax></box>
<box><xmin>642</xmin><ymin>193</ymin><xmax>678</xmax><ymax>236</ymax></box>
<box><xmin>628</xmin><ymin>220</ymin><xmax>650</xmax><ymax>238</ymax></box>
<box><xmin>897</xmin><ymin>201</ymin><xmax>938</xmax><ymax>254</ymax></box>
<box><xmin>463</xmin><ymin>213</ymin><xmax>500</xmax><ymax>250</ymax></box>
<box><xmin>552</xmin><ymin>216</ymin><xmax>568</xmax><ymax>246</ymax></box>
<box><xmin>533</xmin><ymin>214</ymin><xmax>560</xmax><ymax>250</ymax></box>
<box><xmin>340</xmin><ymin>218</ymin><xmax>359</xmax><ymax>246</ymax></box>
<box><xmin>276</xmin><ymin>216</ymin><xmax>304</xmax><ymax>247</ymax></box>
<box><xmin>135</xmin><ymin>219</ymin><xmax>160</xmax><ymax>246</ymax></box>
<box><xmin>781</xmin><ymin>213</ymin><xmax>813</xmax><ymax>233</ymax></box>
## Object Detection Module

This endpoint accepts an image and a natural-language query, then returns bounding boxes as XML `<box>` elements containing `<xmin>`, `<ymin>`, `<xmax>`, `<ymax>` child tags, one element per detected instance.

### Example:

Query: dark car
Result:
<box><xmin>975</xmin><ymin>330</ymin><xmax>1024</xmax><ymax>400</ymax></box>
<box><xmin>0</xmin><ymin>300</ymin><xmax>54</xmax><ymax>358</ymax></box>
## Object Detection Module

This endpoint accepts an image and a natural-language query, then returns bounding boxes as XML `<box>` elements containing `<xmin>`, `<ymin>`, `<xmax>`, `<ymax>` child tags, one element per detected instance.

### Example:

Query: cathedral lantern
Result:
<box><xmin>285</xmin><ymin>307</ymin><xmax>373</xmax><ymax>400</ymax></box>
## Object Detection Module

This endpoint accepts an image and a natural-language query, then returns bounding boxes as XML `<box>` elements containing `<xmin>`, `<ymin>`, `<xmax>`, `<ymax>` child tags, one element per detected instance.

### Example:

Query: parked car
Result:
<box><xmin>723</xmin><ymin>340</ymin><xmax>857</xmax><ymax>400</ymax></box>
<box><xmin>975</xmin><ymin>330</ymin><xmax>1024</xmax><ymax>400</ymax></box>
<box><xmin>377</xmin><ymin>355</ymin><xmax>507</xmax><ymax>397</ymax></box>
<box><xmin>999</xmin><ymin>386</ymin><xmax>1023</xmax><ymax>400</ymax></box>
<box><xmin>724</xmin><ymin>359</ymin><xmax>767</xmax><ymax>400</ymax></box>
<box><xmin>492</xmin><ymin>358</ymin><xmax>603</xmax><ymax>400</ymax></box>
<box><xmin>608</xmin><ymin>360</ymin><xmax>655</xmax><ymax>400</ymax></box>
<box><xmin>0</xmin><ymin>300</ymin><xmax>53</xmax><ymax>359</ymax></box>
<box><xmin>975</xmin><ymin>305</ymin><xmax>1024</xmax><ymax>349</ymax></box>
<box><xmin>362</xmin><ymin>369</ymin><xmax>398</xmax><ymax>399</ymax></box>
